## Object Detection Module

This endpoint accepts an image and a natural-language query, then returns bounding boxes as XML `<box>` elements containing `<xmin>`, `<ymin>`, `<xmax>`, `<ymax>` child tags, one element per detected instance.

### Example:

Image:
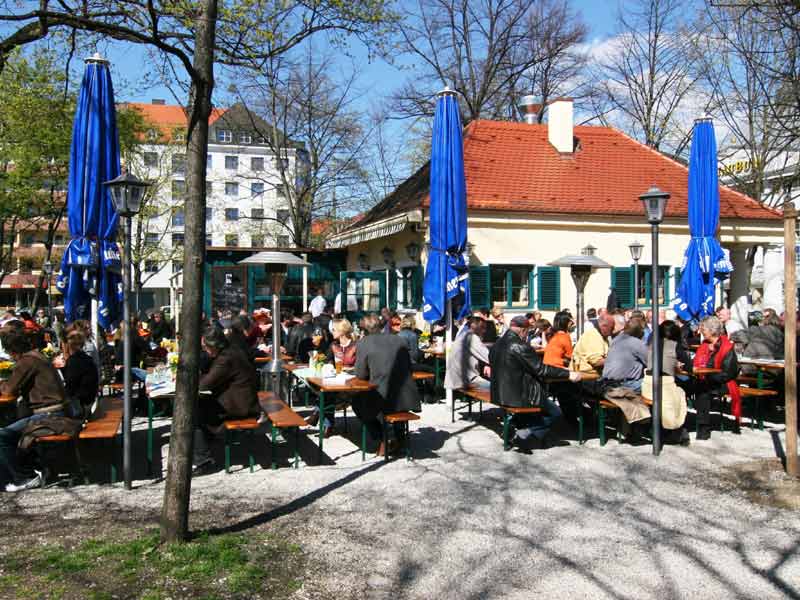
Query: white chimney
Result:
<box><xmin>548</xmin><ymin>98</ymin><xmax>574</xmax><ymax>154</ymax></box>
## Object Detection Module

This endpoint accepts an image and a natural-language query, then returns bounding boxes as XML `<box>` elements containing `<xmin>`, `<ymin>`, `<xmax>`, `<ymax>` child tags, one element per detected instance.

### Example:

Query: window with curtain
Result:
<box><xmin>490</xmin><ymin>265</ymin><xmax>532</xmax><ymax>307</ymax></box>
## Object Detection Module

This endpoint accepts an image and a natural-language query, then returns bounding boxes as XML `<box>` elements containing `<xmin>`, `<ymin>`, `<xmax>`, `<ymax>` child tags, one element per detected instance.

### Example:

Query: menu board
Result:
<box><xmin>211</xmin><ymin>265</ymin><xmax>248</xmax><ymax>315</ymax></box>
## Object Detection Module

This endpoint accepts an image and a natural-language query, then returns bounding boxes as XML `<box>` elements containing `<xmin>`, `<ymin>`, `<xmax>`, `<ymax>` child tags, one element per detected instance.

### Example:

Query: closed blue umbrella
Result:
<box><xmin>56</xmin><ymin>54</ymin><xmax>122</xmax><ymax>327</ymax></box>
<box><xmin>673</xmin><ymin>118</ymin><xmax>733</xmax><ymax>321</ymax></box>
<box><xmin>422</xmin><ymin>88</ymin><xmax>471</xmax><ymax>323</ymax></box>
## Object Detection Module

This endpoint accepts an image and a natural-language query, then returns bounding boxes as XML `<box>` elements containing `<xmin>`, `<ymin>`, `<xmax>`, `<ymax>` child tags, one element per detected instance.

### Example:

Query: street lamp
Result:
<box><xmin>549</xmin><ymin>245</ymin><xmax>611</xmax><ymax>337</ymax></box>
<box><xmin>628</xmin><ymin>240</ymin><xmax>644</xmax><ymax>309</ymax></box>
<box><xmin>103</xmin><ymin>172</ymin><xmax>149</xmax><ymax>490</ymax></box>
<box><xmin>239</xmin><ymin>251</ymin><xmax>309</xmax><ymax>392</ymax></box>
<box><xmin>405</xmin><ymin>241</ymin><xmax>421</xmax><ymax>264</ymax></box>
<box><xmin>639</xmin><ymin>185</ymin><xmax>669</xmax><ymax>457</ymax></box>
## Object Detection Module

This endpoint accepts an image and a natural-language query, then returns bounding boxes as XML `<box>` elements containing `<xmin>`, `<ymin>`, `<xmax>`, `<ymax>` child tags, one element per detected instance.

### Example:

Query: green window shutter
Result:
<box><xmin>388</xmin><ymin>269</ymin><xmax>398</xmax><ymax>310</ymax></box>
<box><xmin>411</xmin><ymin>265</ymin><xmax>424</xmax><ymax>308</ymax></box>
<box><xmin>673</xmin><ymin>266</ymin><xmax>682</xmax><ymax>293</ymax></box>
<box><xmin>469</xmin><ymin>266</ymin><xmax>491</xmax><ymax>308</ymax></box>
<box><xmin>537</xmin><ymin>266</ymin><xmax>560</xmax><ymax>311</ymax></box>
<box><xmin>611</xmin><ymin>267</ymin><xmax>634</xmax><ymax>309</ymax></box>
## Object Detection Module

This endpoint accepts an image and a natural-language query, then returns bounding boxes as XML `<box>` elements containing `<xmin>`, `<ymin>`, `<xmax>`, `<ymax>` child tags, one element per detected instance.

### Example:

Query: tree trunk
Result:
<box><xmin>160</xmin><ymin>0</ymin><xmax>217</xmax><ymax>543</ymax></box>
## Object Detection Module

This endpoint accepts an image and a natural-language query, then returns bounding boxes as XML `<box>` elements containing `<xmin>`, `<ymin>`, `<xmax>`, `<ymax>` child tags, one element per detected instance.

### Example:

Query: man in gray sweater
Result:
<box><xmin>445</xmin><ymin>317</ymin><xmax>490</xmax><ymax>390</ymax></box>
<box><xmin>602</xmin><ymin>318</ymin><xmax>649</xmax><ymax>392</ymax></box>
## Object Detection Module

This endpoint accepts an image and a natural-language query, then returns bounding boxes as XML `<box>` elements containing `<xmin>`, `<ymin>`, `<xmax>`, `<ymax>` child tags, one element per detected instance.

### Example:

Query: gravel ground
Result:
<box><xmin>2</xmin><ymin>401</ymin><xmax>799</xmax><ymax>600</ymax></box>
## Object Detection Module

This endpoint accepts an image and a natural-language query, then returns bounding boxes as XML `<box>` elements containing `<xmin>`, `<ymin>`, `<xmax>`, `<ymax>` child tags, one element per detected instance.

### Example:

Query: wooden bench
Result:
<box><xmin>598</xmin><ymin>396</ymin><xmax>653</xmax><ymax>446</ymax></box>
<box><xmin>738</xmin><ymin>386</ymin><xmax>779</xmax><ymax>431</ymax></box>
<box><xmin>258</xmin><ymin>390</ymin><xmax>305</xmax><ymax>470</ymax></box>
<box><xmin>36</xmin><ymin>398</ymin><xmax>123</xmax><ymax>484</ymax></box>
<box><xmin>380</xmin><ymin>412</ymin><xmax>421</xmax><ymax>462</ymax></box>
<box><xmin>456</xmin><ymin>386</ymin><xmax>543</xmax><ymax>450</ymax></box>
<box><xmin>222</xmin><ymin>418</ymin><xmax>259</xmax><ymax>474</ymax></box>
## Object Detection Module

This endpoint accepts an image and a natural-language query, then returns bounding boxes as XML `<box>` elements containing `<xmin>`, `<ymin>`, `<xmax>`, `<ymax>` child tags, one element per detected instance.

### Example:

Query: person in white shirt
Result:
<box><xmin>716</xmin><ymin>306</ymin><xmax>743</xmax><ymax>336</ymax></box>
<box><xmin>309</xmin><ymin>288</ymin><xmax>327</xmax><ymax>318</ymax></box>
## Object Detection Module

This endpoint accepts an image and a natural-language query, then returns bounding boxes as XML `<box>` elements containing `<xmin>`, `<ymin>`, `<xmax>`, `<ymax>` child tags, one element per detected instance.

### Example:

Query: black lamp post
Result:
<box><xmin>628</xmin><ymin>240</ymin><xmax>644</xmax><ymax>309</ymax></box>
<box><xmin>104</xmin><ymin>172</ymin><xmax>149</xmax><ymax>489</ymax></box>
<box><xmin>639</xmin><ymin>185</ymin><xmax>670</xmax><ymax>456</ymax></box>
<box><xmin>405</xmin><ymin>241</ymin><xmax>421</xmax><ymax>264</ymax></box>
<box><xmin>549</xmin><ymin>245</ymin><xmax>611</xmax><ymax>337</ymax></box>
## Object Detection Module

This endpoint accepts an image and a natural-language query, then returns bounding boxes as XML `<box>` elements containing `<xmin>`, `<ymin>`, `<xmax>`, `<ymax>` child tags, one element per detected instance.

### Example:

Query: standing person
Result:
<box><xmin>148</xmin><ymin>310</ymin><xmax>174</xmax><ymax>345</ymax></box>
<box><xmin>444</xmin><ymin>316</ymin><xmax>490</xmax><ymax>390</ymax></box>
<box><xmin>309</xmin><ymin>288</ymin><xmax>327</xmax><ymax>319</ymax></box>
<box><xmin>490</xmin><ymin>316</ymin><xmax>582</xmax><ymax>450</ymax></box>
<box><xmin>571</xmin><ymin>314</ymin><xmax>615</xmax><ymax>374</ymax></box>
<box><xmin>354</xmin><ymin>314</ymin><xmax>421</xmax><ymax>456</ymax></box>
<box><xmin>192</xmin><ymin>327</ymin><xmax>258</xmax><ymax>473</ymax></box>
<box><xmin>688</xmin><ymin>315</ymin><xmax>740</xmax><ymax>439</ymax></box>
<box><xmin>0</xmin><ymin>330</ymin><xmax>67</xmax><ymax>491</ymax></box>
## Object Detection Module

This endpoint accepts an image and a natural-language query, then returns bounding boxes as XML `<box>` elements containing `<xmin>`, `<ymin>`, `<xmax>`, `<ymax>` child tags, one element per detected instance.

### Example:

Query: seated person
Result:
<box><xmin>686</xmin><ymin>315</ymin><xmax>740</xmax><ymax>439</ymax></box>
<box><xmin>543</xmin><ymin>312</ymin><xmax>573</xmax><ymax>368</ymax></box>
<box><xmin>354</xmin><ymin>314</ymin><xmax>421</xmax><ymax>456</ymax></box>
<box><xmin>571</xmin><ymin>314</ymin><xmax>615</xmax><ymax>373</ymax></box>
<box><xmin>326</xmin><ymin>318</ymin><xmax>358</xmax><ymax>368</ymax></box>
<box><xmin>53</xmin><ymin>327</ymin><xmax>99</xmax><ymax>419</ymax></box>
<box><xmin>114</xmin><ymin>317</ymin><xmax>151</xmax><ymax>383</ymax></box>
<box><xmin>396</xmin><ymin>316</ymin><xmax>421</xmax><ymax>364</ymax></box>
<box><xmin>297</xmin><ymin>326</ymin><xmax>331</xmax><ymax>364</ymax></box>
<box><xmin>0</xmin><ymin>330</ymin><xmax>67</xmax><ymax>491</ymax></box>
<box><xmin>226</xmin><ymin>315</ymin><xmax>266</xmax><ymax>363</ymax></box>
<box><xmin>444</xmin><ymin>316</ymin><xmax>490</xmax><ymax>390</ymax></box>
<box><xmin>285</xmin><ymin>312</ymin><xmax>314</xmax><ymax>358</ymax></box>
<box><xmin>192</xmin><ymin>327</ymin><xmax>258</xmax><ymax>473</ymax></box>
<box><xmin>650</xmin><ymin>320</ymin><xmax>690</xmax><ymax>445</ymax></box>
<box><xmin>602</xmin><ymin>317</ymin><xmax>648</xmax><ymax>392</ymax></box>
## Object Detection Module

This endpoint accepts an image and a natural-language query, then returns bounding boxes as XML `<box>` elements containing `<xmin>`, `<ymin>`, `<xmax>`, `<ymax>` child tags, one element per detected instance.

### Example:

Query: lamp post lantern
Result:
<box><xmin>639</xmin><ymin>185</ymin><xmax>669</xmax><ymax>456</ymax></box>
<box><xmin>104</xmin><ymin>172</ymin><xmax>149</xmax><ymax>489</ymax></box>
<box><xmin>628</xmin><ymin>240</ymin><xmax>644</xmax><ymax>309</ymax></box>
<box><xmin>549</xmin><ymin>245</ymin><xmax>611</xmax><ymax>338</ymax></box>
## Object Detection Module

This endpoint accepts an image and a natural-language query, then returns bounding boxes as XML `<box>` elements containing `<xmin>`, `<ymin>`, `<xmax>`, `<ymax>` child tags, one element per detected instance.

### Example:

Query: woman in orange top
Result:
<box><xmin>543</xmin><ymin>312</ymin><xmax>574</xmax><ymax>368</ymax></box>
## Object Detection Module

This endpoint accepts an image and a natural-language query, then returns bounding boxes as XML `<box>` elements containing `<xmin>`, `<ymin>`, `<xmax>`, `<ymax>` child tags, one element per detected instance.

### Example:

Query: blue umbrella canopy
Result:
<box><xmin>672</xmin><ymin>118</ymin><xmax>733</xmax><ymax>321</ymax></box>
<box><xmin>56</xmin><ymin>55</ymin><xmax>122</xmax><ymax>327</ymax></box>
<box><xmin>422</xmin><ymin>89</ymin><xmax>471</xmax><ymax>323</ymax></box>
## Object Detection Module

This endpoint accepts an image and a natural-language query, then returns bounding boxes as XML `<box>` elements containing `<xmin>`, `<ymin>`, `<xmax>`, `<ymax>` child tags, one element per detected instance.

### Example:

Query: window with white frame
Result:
<box><xmin>225</xmin><ymin>182</ymin><xmax>238</xmax><ymax>196</ymax></box>
<box><xmin>216</xmin><ymin>129</ymin><xmax>232</xmax><ymax>143</ymax></box>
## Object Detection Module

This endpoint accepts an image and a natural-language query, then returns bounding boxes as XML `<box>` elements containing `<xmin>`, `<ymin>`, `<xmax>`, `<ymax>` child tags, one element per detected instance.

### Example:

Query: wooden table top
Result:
<box><xmin>254</xmin><ymin>353</ymin><xmax>291</xmax><ymax>364</ymax></box>
<box><xmin>0</xmin><ymin>393</ymin><xmax>16</xmax><ymax>405</ymax></box>
<box><xmin>736</xmin><ymin>358</ymin><xmax>786</xmax><ymax>370</ymax></box>
<box><xmin>423</xmin><ymin>349</ymin><xmax>445</xmax><ymax>358</ymax></box>
<box><xmin>305</xmin><ymin>376</ymin><xmax>376</xmax><ymax>393</ymax></box>
<box><xmin>544</xmin><ymin>371</ymin><xmax>600</xmax><ymax>384</ymax></box>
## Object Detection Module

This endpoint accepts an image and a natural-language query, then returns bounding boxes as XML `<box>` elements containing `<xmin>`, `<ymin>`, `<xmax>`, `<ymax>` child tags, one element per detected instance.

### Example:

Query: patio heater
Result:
<box><xmin>639</xmin><ymin>186</ymin><xmax>670</xmax><ymax>456</ymax></box>
<box><xmin>549</xmin><ymin>245</ymin><xmax>611</xmax><ymax>338</ymax></box>
<box><xmin>238</xmin><ymin>251</ymin><xmax>310</xmax><ymax>394</ymax></box>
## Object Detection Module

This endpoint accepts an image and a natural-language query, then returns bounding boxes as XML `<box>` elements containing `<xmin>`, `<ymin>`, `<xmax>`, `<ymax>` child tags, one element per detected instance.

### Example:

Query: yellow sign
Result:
<box><xmin>718</xmin><ymin>158</ymin><xmax>760</xmax><ymax>177</ymax></box>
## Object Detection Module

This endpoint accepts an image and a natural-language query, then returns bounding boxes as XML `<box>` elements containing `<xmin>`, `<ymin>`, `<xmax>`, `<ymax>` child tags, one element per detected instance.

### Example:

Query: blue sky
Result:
<box><xmin>114</xmin><ymin>0</ymin><xmax>618</xmax><ymax>106</ymax></box>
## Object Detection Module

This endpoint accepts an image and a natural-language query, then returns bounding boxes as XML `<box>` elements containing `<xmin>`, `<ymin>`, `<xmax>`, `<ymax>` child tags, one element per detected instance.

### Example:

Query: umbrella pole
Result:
<box><xmin>445</xmin><ymin>299</ymin><xmax>452</xmax><ymax>407</ymax></box>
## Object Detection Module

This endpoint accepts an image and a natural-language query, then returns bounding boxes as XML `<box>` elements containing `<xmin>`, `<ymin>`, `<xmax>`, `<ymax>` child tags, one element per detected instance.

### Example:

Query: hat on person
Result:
<box><xmin>510</xmin><ymin>315</ymin><xmax>529</xmax><ymax>328</ymax></box>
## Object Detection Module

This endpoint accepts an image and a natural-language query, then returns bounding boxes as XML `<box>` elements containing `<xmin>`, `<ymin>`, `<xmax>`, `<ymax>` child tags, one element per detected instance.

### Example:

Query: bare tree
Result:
<box><xmin>0</xmin><ymin>0</ymin><xmax>392</xmax><ymax>542</ymax></box>
<box><xmin>393</xmin><ymin>0</ymin><xmax>547</xmax><ymax>122</ymax></box>
<box><xmin>510</xmin><ymin>0</ymin><xmax>589</xmax><ymax>123</ymax></box>
<box><xmin>594</xmin><ymin>0</ymin><xmax>702</xmax><ymax>154</ymax></box>
<box><xmin>233</xmin><ymin>47</ymin><xmax>374</xmax><ymax>247</ymax></box>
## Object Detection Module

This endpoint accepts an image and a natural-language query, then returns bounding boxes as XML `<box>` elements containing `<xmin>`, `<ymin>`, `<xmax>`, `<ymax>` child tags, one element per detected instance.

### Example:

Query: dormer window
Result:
<box><xmin>239</xmin><ymin>132</ymin><xmax>252</xmax><ymax>144</ymax></box>
<box><xmin>173</xmin><ymin>128</ymin><xmax>186</xmax><ymax>143</ymax></box>
<box><xmin>146</xmin><ymin>129</ymin><xmax>159</xmax><ymax>141</ymax></box>
<box><xmin>216</xmin><ymin>129</ymin><xmax>232</xmax><ymax>143</ymax></box>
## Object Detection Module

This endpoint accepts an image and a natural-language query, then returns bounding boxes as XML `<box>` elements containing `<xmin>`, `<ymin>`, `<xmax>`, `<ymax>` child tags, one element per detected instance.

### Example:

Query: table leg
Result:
<box><xmin>318</xmin><ymin>391</ymin><xmax>325</xmax><ymax>463</ymax></box>
<box><xmin>271</xmin><ymin>422</ymin><xmax>277</xmax><ymax>470</ymax></box>
<box><xmin>147</xmin><ymin>396</ymin><xmax>154</xmax><ymax>477</ymax></box>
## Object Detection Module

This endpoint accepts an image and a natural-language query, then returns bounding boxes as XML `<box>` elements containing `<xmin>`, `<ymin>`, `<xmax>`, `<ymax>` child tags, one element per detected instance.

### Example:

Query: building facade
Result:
<box><xmin>122</xmin><ymin>101</ymin><xmax>304</xmax><ymax>311</ymax></box>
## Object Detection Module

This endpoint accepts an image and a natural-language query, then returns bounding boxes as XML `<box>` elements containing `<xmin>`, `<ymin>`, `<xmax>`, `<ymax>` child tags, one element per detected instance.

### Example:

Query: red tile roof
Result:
<box><xmin>353</xmin><ymin>119</ymin><xmax>780</xmax><ymax>228</ymax></box>
<box><xmin>121</xmin><ymin>102</ymin><xmax>227</xmax><ymax>141</ymax></box>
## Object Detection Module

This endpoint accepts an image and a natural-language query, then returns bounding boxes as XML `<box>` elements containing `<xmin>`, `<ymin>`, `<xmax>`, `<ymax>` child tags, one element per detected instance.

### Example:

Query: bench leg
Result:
<box><xmin>361</xmin><ymin>423</ymin><xmax>366</xmax><ymax>462</ymax></box>
<box><xmin>294</xmin><ymin>427</ymin><xmax>299</xmax><ymax>469</ymax></box>
<box><xmin>248</xmin><ymin>430</ymin><xmax>255</xmax><ymax>473</ymax></box>
<box><xmin>502</xmin><ymin>412</ymin><xmax>511</xmax><ymax>451</ymax></box>
<box><xmin>405</xmin><ymin>421</ymin><xmax>411</xmax><ymax>462</ymax></box>
<box><xmin>451</xmin><ymin>392</ymin><xmax>456</xmax><ymax>423</ymax></box>
<box><xmin>318</xmin><ymin>391</ymin><xmax>326</xmax><ymax>464</ymax></box>
<box><xmin>224</xmin><ymin>430</ymin><xmax>231</xmax><ymax>474</ymax></box>
<box><xmin>111</xmin><ymin>436</ymin><xmax>119</xmax><ymax>484</ymax></box>
<box><xmin>271</xmin><ymin>423</ymin><xmax>277</xmax><ymax>470</ymax></box>
<box><xmin>383</xmin><ymin>419</ymin><xmax>389</xmax><ymax>463</ymax></box>
<box><xmin>578</xmin><ymin>409</ymin><xmax>584</xmax><ymax>445</ymax></box>
<box><xmin>147</xmin><ymin>396</ymin><xmax>154</xmax><ymax>477</ymax></box>
<box><xmin>599</xmin><ymin>406</ymin><xmax>607</xmax><ymax>446</ymax></box>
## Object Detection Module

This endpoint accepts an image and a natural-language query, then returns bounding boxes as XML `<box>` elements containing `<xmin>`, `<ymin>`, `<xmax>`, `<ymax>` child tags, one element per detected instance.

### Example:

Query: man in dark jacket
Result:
<box><xmin>192</xmin><ymin>327</ymin><xmax>258</xmax><ymax>473</ymax></box>
<box><xmin>285</xmin><ymin>312</ymin><xmax>314</xmax><ymax>358</ymax></box>
<box><xmin>355</xmin><ymin>314</ymin><xmax>421</xmax><ymax>456</ymax></box>
<box><xmin>490</xmin><ymin>315</ymin><xmax>582</xmax><ymax>450</ymax></box>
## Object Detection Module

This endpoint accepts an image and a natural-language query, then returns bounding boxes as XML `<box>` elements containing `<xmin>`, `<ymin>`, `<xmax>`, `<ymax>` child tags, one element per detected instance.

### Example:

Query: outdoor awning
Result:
<box><xmin>327</xmin><ymin>210</ymin><xmax>422</xmax><ymax>248</ymax></box>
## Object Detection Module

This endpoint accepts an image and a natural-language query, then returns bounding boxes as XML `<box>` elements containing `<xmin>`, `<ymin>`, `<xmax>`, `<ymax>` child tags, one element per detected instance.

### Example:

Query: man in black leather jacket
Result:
<box><xmin>490</xmin><ymin>315</ymin><xmax>582</xmax><ymax>449</ymax></box>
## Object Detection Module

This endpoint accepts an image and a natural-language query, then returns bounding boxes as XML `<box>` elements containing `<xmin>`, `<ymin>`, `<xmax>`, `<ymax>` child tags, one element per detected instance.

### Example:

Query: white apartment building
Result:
<box><xmin>123</xmin><ymin>100</ymin><xmax>303</xmax><ymax>311</ymax></box>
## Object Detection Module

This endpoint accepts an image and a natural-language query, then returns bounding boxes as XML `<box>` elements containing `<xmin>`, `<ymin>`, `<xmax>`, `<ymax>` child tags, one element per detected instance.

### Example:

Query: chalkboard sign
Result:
<box><xmin>211</xmin><ymin>266</ymin><xmax>248</xmax><ymax>316</ymax></box>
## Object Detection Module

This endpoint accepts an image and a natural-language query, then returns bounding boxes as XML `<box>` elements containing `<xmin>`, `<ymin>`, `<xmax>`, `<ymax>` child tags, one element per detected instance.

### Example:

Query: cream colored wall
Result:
<box><xmin>339</xmin><ymin>212</ymin><xmax>783</xmax><ymax>321</ymax></box>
